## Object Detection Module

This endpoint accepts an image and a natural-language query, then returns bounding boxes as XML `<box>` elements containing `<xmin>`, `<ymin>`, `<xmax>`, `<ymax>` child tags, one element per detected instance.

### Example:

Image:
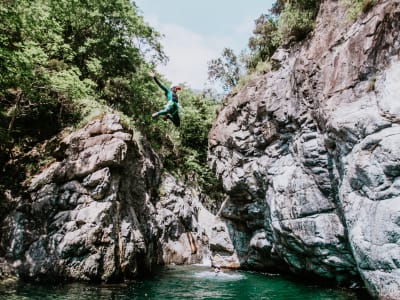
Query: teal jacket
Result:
<box><xmin>154</xmin><ymin>76</ymin><xmax>174</xmax><ymax>101</ymax></box>
<box><xmin>153</xmin><ymin>77</ymin><xmax>179</xmax><ymax>116</ymax></box>
<box><xmin>153</xmin><ymin>76</ymin><xmax>180</xmax><ymax>127</ymax></box>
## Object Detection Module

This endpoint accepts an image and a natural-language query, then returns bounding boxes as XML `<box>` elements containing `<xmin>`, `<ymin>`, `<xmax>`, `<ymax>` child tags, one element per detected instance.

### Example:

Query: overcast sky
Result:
<box><xmin>134</xmin><ymin>0</ymin><xmax>274</xmax><ymax>90</ymax></box>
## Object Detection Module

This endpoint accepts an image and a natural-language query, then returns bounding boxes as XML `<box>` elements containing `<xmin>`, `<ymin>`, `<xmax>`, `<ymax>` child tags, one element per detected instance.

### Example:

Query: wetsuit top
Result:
<box><xmin>153</xmin><ymin>77</ymin><xmax>178</xmax><ymax>102</ymax></box>
<box><xmin>153</xmin><ymin>77</ymin><xmax>179</xmax><ymax>116</ymax></box>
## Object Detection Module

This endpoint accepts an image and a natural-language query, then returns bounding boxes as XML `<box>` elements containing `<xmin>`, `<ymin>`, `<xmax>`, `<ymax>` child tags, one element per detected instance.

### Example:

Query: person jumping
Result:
<box><xmin>149</xmin><ymin>71</ymin><xmax>181</xmax><ymax>127</ymax></box>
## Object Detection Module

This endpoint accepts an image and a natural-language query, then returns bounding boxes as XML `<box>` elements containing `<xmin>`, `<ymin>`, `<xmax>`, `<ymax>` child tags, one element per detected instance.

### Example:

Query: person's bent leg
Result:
<box><xmin>173</xmin><ymin>114</ymin><xmax>180</xmax><ymax>127</ymax></box>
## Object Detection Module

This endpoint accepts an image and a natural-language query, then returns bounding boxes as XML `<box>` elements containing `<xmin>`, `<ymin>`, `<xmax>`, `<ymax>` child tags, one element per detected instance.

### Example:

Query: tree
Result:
<box><xmin>270</xmin><ymin>0</ymin><xmax>287</xmax><ymax>15</ymax></box>
<box><xmin>207</xmin><ymin>48</ymin><xmax>241</xmax><ymax>91</ymax></box>
<box><xmin>0</xmin><ymin>0</ymin><xmax>167</xmax><ymax>191</ymax></box>
<box><xmin>242</xmin><ymin>0</ymin><xmax>319</xmax><ymax>73</ymax></box>
<box><xmin>246</xmin><ymin>14</ymin><xmax>279</xmax><ymax>70</ymax></box>
<box><xmin>0</xmin><ymin>0</ymin><xmax>166</xmax><ymax>147</ymax></box>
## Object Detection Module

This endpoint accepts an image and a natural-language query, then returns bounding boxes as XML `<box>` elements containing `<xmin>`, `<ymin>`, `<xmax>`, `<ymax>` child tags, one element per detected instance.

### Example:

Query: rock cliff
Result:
<box><xmin>208</xmin><ymin>1</ymin><xmax>400</xmax><ymax>299</ymax></box>
<box><xmin>0</xmin><ymin>114</ymin><xmax>211</xmax><ymax>282</ymax></box>
<box><xmin>1</xmin><ymin>1</ymin><xmax>399</xmax><ymax>299</ymax></box>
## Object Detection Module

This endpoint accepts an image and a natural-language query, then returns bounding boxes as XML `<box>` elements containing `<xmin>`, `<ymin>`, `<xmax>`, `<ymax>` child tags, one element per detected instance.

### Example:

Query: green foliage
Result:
<box><xmin>255</xmin><ymin>61</ymin><xmax>273</xmax><ymax>74</ymax></box>
<box><xmin>0</xmin><ymin>0</ymin><xmax>167</xmax><ymax>193</ymax></box>
<box><xmin>0</xmin><ymin>127</ymin><xmax>6</xmax><ymax>141</ymax></box>
<box><xmin>149</xmin><ymin>81</ymin><xmax>218</xmax><ymax>167</ymax></box>
<box><xmin>180</xmin><ymin>92</ymin><xmax>215</xmax><ymax>153</ymax></box>
<box><xmin>146</xmin><ymin>80</ymin><xmax>223</xmax><ymax>201</ymax></box>
<box><xmin>179</xmin><ymin>90</ymin><xmax>223</xmax><ymax>201</ymax></box>
<box><xmin>0</xmin><ymin>0</ymin><xmax>165</xmax><ymax>146</ymax></box>
<box><xmin>277</xmin><ymin>0</ymin><xmax>318</xmax><ymax>45</ymax></box>
<box><xmin>0</xmin><ymin>0</ymin><xmax>223</xmax><ymax>206</ymax></box>
<box><xmin>246</xmin><ymin>14</ymin><xmax>280</xmax><ymax>71</ymax></box>
<box><xmin>207</xmin><ymin>48</ymin><xmax>242</xmax><ymax>91</ymax></box>
<box><xmin>49</xmin><ymin>67</ymin><xmax>96</xmax><ymax>100</ymax></box>
<box><xmin>270</xmin><ymin>0</ymin><xmax>287</xmax><ymax>15</ymax></box>
<box><xmin>361</xmin><ymin>0</ymin><xmax>377</xmax><ymax>13</ymax></box>
<box><xmin>341</xmin><ymin>0</ymin><xmax>376</xmax><ymax>22</ymax></box>
<box><xmin>242</xmin><ymin>0</ymin><xmax>319</xmax><ymax>75</ymax></box>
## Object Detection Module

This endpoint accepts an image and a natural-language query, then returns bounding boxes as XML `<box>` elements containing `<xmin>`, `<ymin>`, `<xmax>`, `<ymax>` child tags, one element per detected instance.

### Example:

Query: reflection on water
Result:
<box><xmin>0</xmin><ymin>265</ymin><xmax>370</xmax><ymax>300</ymax></box>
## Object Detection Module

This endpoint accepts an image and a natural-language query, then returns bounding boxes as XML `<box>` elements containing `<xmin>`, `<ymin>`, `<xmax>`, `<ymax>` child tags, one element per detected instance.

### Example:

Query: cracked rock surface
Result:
<box><xmin>1</xmin><ymin>114</ymin><xmax>212</xmax><ymax>282</ymax></box>
<box><xmin>208</xmin><ymin>1</ymin><xmax>400</xmax><ymax>298</ymax></box>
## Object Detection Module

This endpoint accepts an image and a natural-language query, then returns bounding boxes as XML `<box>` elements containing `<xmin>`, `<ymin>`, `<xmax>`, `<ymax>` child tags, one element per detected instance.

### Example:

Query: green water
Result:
<box><xmin>0</xmin><ymin>265</ymin><xmax>369</xmax><ymax>300</ymax></box>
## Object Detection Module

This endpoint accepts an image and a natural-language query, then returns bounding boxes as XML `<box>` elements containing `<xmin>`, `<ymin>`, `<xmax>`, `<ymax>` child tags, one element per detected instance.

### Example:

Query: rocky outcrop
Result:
<box><xmin>0</xmin><ymin>114</ymin><xmax>211</xmax><ymax>282</ymax></box>
<box><xmin>156</xmin><ymin>173</ymin><xmax>210</xmax><ymax>265</ymax></box>
<box><xmin>208</xmin><ymin>1</ymin><xmax>400</xmax><ymax>299</ymax></box>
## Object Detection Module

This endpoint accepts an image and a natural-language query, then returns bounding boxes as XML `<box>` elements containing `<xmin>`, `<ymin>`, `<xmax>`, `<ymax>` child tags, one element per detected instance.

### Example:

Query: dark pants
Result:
<box><xmin>168</xmin><ymin>113</ymin><xmax>180</xmax><ymax>127</ymax></box>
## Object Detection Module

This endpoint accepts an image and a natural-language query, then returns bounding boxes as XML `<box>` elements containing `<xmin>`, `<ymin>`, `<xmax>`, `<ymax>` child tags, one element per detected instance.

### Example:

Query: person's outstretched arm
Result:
<box><xmin>149</xmin><ymin>71</ymin><xmax>169</xmax><ymax>93</ymax></box>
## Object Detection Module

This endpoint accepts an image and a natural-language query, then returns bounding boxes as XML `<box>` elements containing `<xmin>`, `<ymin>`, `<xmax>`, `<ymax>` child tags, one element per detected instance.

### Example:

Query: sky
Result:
<box><xmin>134</xmin><ymin>0</ymin><xmax>274</xmax><ymax>91</ymax></box>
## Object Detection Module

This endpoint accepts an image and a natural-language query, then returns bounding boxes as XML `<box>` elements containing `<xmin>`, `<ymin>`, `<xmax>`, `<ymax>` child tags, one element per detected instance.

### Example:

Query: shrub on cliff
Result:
<box><xmin>209</xmin><ymin>0</ymin><xmax>320</xmax><ymax>86</ymax></box>
<box><xmin>277</xmin><ymin>0</ymin><xmax>319</xmax><ymax>45</ymax></box>
<box><xmin>246</xmin><ymin>14</ymin><xmax>280</xmax><ymax>71</ymax></box>
<box><xmin>341</xmin><ymin>0</ymin><xmax>377</xmax><ymax>21</ymax></box>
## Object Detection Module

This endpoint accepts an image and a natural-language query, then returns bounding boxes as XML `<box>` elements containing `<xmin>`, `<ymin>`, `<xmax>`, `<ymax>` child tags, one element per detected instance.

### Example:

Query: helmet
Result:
<box><xmin>171</xmin><ymin>85</ymin><xmax>181</xmax><ymax>92</ymax></box>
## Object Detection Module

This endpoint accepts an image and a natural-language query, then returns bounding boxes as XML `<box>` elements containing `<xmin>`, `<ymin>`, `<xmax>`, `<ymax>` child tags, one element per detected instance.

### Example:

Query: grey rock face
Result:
<box><xmin>208</xmin><ymin>1</ymin><xmax>400</xmax><ymax>298</ymax></box>
<box><xmin>1</xmin><ymin>114</ymin><xmax>211</xmax><ymax>282</ymax></box>
<box><xmin>155</xmin><ymin>173</ymin><xmax>210</xmax><ymax>265</ymax></box>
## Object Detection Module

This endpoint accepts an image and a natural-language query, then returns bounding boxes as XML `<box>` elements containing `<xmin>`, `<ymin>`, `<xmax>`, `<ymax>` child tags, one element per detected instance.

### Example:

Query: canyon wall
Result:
<box><xmin>208</xmin><ymin>1</ymin><xmax>400</xmax><ymax>298</ymax></box>
<box><xmin>0</xmin><ymin>114</ymin><xmax>211</xmax><ymax>282</ymax></box>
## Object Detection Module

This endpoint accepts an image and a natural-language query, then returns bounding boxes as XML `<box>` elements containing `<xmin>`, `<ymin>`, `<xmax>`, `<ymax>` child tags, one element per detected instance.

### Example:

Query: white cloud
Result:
<box><xmin>147</xmin><ymin>16</ymin><xmax>227</xmax><ymax>90</ymax></box>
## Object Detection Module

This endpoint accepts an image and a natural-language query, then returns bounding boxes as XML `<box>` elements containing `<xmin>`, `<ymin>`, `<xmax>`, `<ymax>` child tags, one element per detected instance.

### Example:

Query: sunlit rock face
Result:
<box><xmin>208</xmin><ymin>1</ymin><xmax>400</xmax><ymax>298</ymax></box>
<box><xmin>0</xmin><ymin>114</ymin><xmax>211</xmax><ymax>282</ymax></box>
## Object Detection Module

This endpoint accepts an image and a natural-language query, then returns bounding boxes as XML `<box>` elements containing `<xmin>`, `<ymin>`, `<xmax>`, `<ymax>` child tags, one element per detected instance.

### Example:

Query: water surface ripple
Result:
<box><xmin>0</xmin><ymin>265</ymin><xmax>370</xmax><ymax>299</ymax></box>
